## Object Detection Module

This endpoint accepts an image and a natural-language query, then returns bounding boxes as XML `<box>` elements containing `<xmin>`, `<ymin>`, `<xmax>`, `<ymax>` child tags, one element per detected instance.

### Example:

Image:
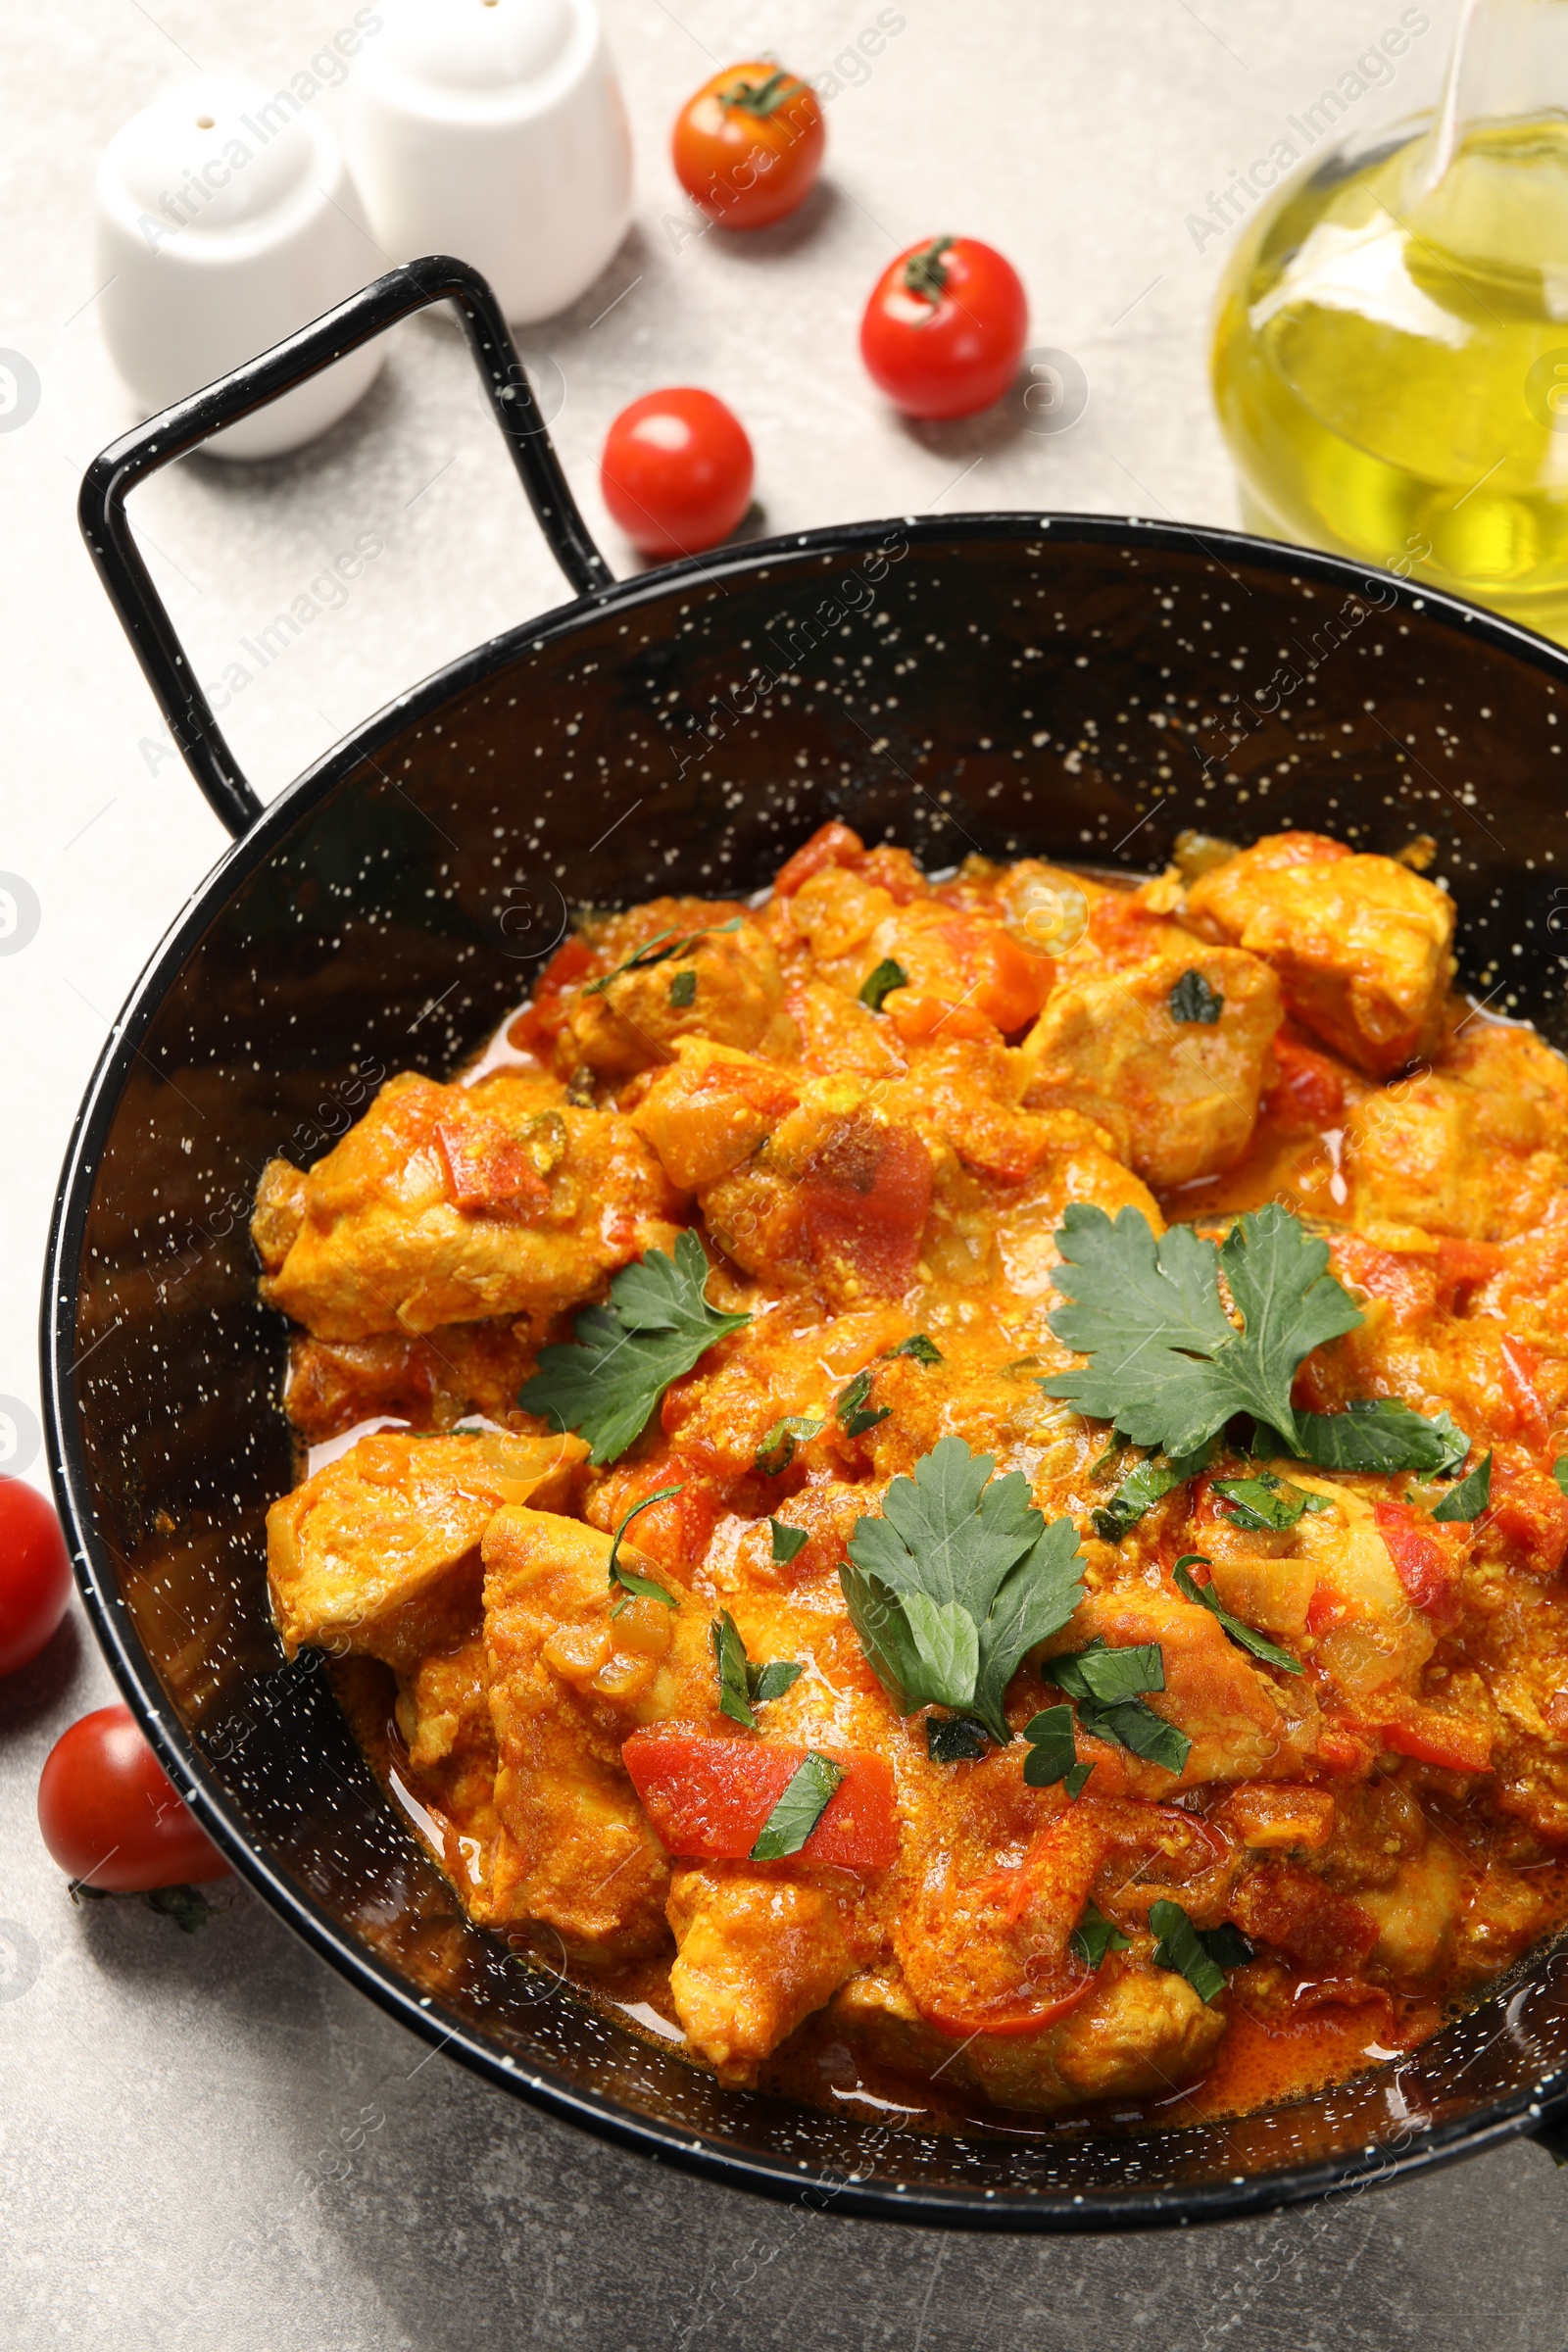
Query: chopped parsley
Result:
<box><xmin>1172</xmin><ymin>1554</ymin><xmax>1302</xmax><ymax>1674</ymax></box>
<box><xmin>926</xmin><ymin>1713</ymin><xmax>990</xmax><ymax>1764</ymax></box>
<box><xmin>1149</xmin><ymin>1899</ymin><xmax>1250</xmax><ymax>2002</ymax></box>
<box><xmin>885</xmin><ymin>1333</ymin><xmax>944</xmax><ymax>1364</ymax></box>
<box><xmin>668</xmin><ymin>967</ymin><xmax>697</xmax><ymax>1007</ymax></box>
<box><xmin>1093</xmin><ymin>1445</ymin><xmax>1211</xmax><ymax>1543</ymax></box>
<box><xmin>582</xmin><ymin>914</ymin><xmax>742</xmax><ymax>998</ymax></box>
<box><xmin>769</xmin><ymin>1517</ymin><xmax>808</xmax><ymax>1565</ymax></box>
<box><xmin>519</xmin><ymin>1231</ymin><xmax>750</xmax><ymax>1464</ymax></box>
<box><xmin>1043</xmin><ymin>1637</ymin><xmax>1192</xmax><ymax>1777</ymax></box>
<box><xmin>1432</xmin><ymin>1450</ymin><xmax>1493</xmax><ymax>1523</ymax></box>
<box><xmin>711</xmin><ymin>1609</ymin><xmax>802</xmax><ymax>1728</ymax></box>
<box><xmin>1070</xmin><ymin>1900</ymin><xmax>1133</xmax><ymax>1971</ymax></box>
<box><xmin>840</xmin><ymin>1436</ymin><xmax>1086</xmax><ymax>1743</ymax></box>
<box><xmin>1293</xmin><ymin>1397</ymin><xmax>1469</xmax><ymax>1475</ymax></box>
<box><xmin>1043</xmin><ymin>1202</ymin><xmax>1363</xmax><ymax>1459</ymax></box>
<box><xmin>750</xmin><ymin>1751</ymin><xmax>843</xmax><ymax>1860</ymax></box>
<box><xmin>755</xmin><ymin>1415</ymin><xmax>822</xmax><ymax>1477</ymax></box>
<box><xmin>835</xmin><ymin>1368</ymin><xmax>891</xmax><ymax>1438</ymax></box>
<box><xmin>608</xmin><ymin>1488</ymin><xmax>682</xmax><ymax>1617</ymax></box>
<box><xmin>1022</xmin><ymin>1702</ymin><xmax>1094</xmax><ymax>1797</ymax></box>
<box><xmin>1212</xmin><ymin>1470</ymin><xmax>1331</xmax><ymax>1533</ymax></box>
<box><xmin>1168</xmin><ymin>968</ymin><xmax>1224</xmax><ymax>1025</ymax></box>
<box><xmin>859</xmin><ymin>956</ymin><xmax>908</xmax><ymax>1013</ymax></box>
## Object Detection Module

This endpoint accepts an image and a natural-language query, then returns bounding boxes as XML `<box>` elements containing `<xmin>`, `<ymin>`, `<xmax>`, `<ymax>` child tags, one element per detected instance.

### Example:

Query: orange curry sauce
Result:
<box><xmin>255</xmin><ymin>823</ymin><xmax>1568</xmax><ymax>2132</ymax></box>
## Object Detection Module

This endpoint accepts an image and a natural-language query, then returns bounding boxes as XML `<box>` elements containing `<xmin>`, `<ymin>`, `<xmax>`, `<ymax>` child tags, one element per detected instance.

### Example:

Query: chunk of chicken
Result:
<box><xmin>1015</xmin><ymin>942</ymin><xmax>1283</xmax><ymax>1188</ymax></box>
<box><xmin>392</xmin><ymin>1636</ymin><xmax>505</xmax><ymax>1915</ymax></box>
<box><xmin>665</xmin><ymin>1863</ymin><xmax>863</xmax><ymax>2083</ymax></box>
<box><xmin>1345</xmin><ymin>1015</ymin><xmax>1568</xmax><ymax>1242</ymax></box>
<box><xmin>1043</xmin><ymin>1589</ymin><xmax>1297</xmax><ymax>1788</ymax></box>
<box><xmin>479</xmin><ymin>1504</ymin><xmax>715</xmax><ymax>1956</ymax></box>
<box><xmin>254</xmin><ymin>1070</ymin><xmax>686</xmax><ymax>1341</ymax></box>
<box><xmin>634</xmin><ymin>1049</ymin><xmax>933</xmax><ymax>1307</ymax></box>
<box><xmin>563</xmin><ymin>914</ymin><xmax>799</xmax><ymax>1082</ymax></box>
<box><xmin>788</xmin><ymin>866</ymin><xmax>1054</xmax><ymax>1036</ymax></box>
<box><xmin>833</xmin><ymin>1951</ymin><xmax>1225</xmax><ymax>2115</ymax></box>
<box><xmin>267</xmin><ymin>1429</ymin><xmax>584</xmax><ymax>1666</ymax></box>
<box><xmin>1185</xmin><ymin>831</ymin><xmax>1455</xmax><ymax>1077</ymax></box>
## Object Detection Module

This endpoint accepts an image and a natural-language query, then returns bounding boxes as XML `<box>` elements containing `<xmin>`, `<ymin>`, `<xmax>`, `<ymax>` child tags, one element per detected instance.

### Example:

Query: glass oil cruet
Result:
<box><xmin>1211</xmin><ymin>0</ymin><xmax>1568</xmax><ymax>645</ymax></box>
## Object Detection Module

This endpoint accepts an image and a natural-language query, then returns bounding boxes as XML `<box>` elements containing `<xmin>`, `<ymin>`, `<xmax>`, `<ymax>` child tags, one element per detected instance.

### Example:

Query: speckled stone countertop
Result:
<box><xmin>8</xmin><ymin>1</ymin><xmax>1568</xmax><ymax>2343</ymax></box>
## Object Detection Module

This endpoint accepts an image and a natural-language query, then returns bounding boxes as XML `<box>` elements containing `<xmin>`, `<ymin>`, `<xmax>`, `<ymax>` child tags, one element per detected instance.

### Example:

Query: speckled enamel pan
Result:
<box><xmin>50</xmin><ymin>256</ymin><xmax>1568</xmax><ymax>2229</ymax></box>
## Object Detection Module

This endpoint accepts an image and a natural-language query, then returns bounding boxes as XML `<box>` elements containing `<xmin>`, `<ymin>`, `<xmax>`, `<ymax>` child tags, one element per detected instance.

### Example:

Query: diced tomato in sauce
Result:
<box><xmin>507</xmin><ymin>935</ymin><xmax>596</xmax><ymax>1058</ymax></box>
<box><xmin>1374</xmin><ymin>1500</ymin><xmax>1458</xmax><ymax>1629</ymax></box>
<box><xmin>798</xmin><ymin>1122</ymin><xmax>933</xmax><ymax>1297</ymax></box>
<box><xmin>1229</xmin><ymin>1861</ymin><xmax>1379</xmax><ymax>1973</ymax></box>
<box><xmin>886</xmin><ymin>993</ymin><xmax>1002</xmax><ymax>1050</ymax></box>
<box><xmin>1350</xmin><ymin>1698</ymin><xmax>1494</xmax><ymax>1775</ymax></box>
<box><xmin>434</xmin><ymin>1123</ymin><xmax>551</xmax><ymax>1220</ymax></box>
<box><xmin>1484</xmin><ymin>1458</ymin><xmax>1568</xmax><ymax>1578</ymax></box>
<box><xmin>1500</xmin><ymin>1336</ymin><xmax>1550</xmax><ymax>1447</ymax></box>
<box><xmin>773</xmin><ymin>820</ymin><xmax>866</xmax><ymax>899</ymax></box>
<box><xmin>622</xmin><ymin>1729</ymin><xmax>899</xmax><ymax>1870</ymax></box>
<box><xmin>1264</xmin><ymin>1032</ymin><xmax>1347</xmax><ymax>1131</ymax></box>
<box><xmin>1434</xmin><ymin>1238</ymin><xmax>1503</xmax><ymax>1314</ymax></box>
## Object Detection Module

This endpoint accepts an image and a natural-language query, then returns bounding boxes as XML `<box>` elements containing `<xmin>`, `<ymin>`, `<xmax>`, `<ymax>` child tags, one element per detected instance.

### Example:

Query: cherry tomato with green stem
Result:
<box><xmin>859</xmin><ymin>235</ymin><xmax>1029</xmax><ymax>420</ymax></box>
<box><xmin>0</xmin><ymin>1476</ymin><xmax>72</xmax><ymax>1676</ymax></box>
<box><xmin>38</xmin><ymin>1704</ymin><xmax>229</xmax><ymax>1890</ymax></box>
<box><xmin>601</xmin><ymin>388</ymin><xmax>755</xmax><ymax>559</ymax></box>
<box><xmin>671</xmin><ymin>62</ymin><xmax>825</xmax><ymax>230</ymax></box>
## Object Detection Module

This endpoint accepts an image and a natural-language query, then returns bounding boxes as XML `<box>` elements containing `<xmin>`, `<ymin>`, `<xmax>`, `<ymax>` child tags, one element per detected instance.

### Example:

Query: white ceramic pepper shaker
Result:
<box><xmin>346</xmin><ymin>0</ymin><xmax>632</xmax><ymax>325</ymax></box>
<box><xmin>95</xmin><ymin>77</ymin><xmax>383</xmax><ymax>462</ymax></box>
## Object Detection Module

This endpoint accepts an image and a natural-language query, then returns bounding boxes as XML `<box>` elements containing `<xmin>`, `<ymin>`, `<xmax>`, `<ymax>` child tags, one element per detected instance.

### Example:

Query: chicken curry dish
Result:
<box><xmin>253</xmin><ymin>821</ymin><xmax>1568</xmax><ymax>2125</ymax></box>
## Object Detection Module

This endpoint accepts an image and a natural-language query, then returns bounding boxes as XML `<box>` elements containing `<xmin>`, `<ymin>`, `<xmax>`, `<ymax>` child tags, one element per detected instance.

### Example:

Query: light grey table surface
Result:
<box><xmin>7</xmin><ymin>1</ymin><xmax>1568</xmax><ymax>2344</ymax></box>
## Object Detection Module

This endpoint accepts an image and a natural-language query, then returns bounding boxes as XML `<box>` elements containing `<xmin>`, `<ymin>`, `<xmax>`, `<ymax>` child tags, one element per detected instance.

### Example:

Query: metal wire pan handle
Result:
<box><xmin>77</xmin><ymin>254</ymin><xmax>612</xmax><ymax>838</ymax></box>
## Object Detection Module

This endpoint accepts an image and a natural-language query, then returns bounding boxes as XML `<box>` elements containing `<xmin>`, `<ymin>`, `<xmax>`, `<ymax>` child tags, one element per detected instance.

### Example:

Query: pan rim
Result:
<box><xmin>40</xmin><ymin>507</ymin><xmax>1568</xmax><ymax>2228</ymax></box>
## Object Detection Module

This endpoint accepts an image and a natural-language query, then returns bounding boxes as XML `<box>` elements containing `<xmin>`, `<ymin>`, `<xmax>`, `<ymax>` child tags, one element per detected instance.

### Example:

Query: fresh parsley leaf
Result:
<box><xmin>1022</xmin><ymin>1703</ymin><xmax>1093</xmax><ymax>1796</ymax></box>
<box><xmin>1432</xmin><ymin>1450</ymin><xmax>1493</xmax><ymax>1523</ymax></box>
<box><xmin>712</xmin><ymin>1609</ymin><xmax>757</xmax><ymax>1727</ymax></box>
<box><xmin>1088</xmin><ymin>1432</ymin><xmax>1129</xmax><ymax>1480</ymax></box>
<box><xmin>840</xmin><ymin>1436</ymin><xmax>1086</xmax><ymax>1742</ymax></box>
<box><xmin>668</xmin><ymin>967</ymin><xmax>697</xmax><ymax>1008</ymax></box>
<box><xmin>608</xmin><ymin>1488</ymin><xmax>682</xmax><ymax>1616</ymax></box>
<box><xmin>1043</xmin><ymin>1638</ymin><xmax>1193</xmax><ymax>1777</ymax></box>
<box><xmin>1291</xmin><ymin>1397</ymin><xmax>1469</xmax><ymax>1475</ymax></box>
<box><xmin>1070</xmin><ymin>1899</ymin><xmax>1133</xmax><ymax>1970</ymax></box>
<box><xmin>1200</xmin><ymin>1922</ymin><xmax>1254</xmax><ymax>1971</ymax></box>
<box><xmin>885</xmin><ymin>1333</ymin><xmax>944</xmax><ymax>1364</ymax></box>
<box><xmin>926</xmin><ymin>1713</ymin><xmax>990</xmax><ymax>1764</ymax></box>
<box><xmin>749</xmin><ymin>1658</ymin><xmax>803</xmax><ymax>1703</ymax></box>
<box><xmin>1212</xmin><ymin>1470</ymin><xmax>1329</xmax><ymax>1532</ymax></box>
<box><xmin>1172</xmin><ymin>1553</ymin><xmax>1303</xmax><ymax>1675</ymax></box>
<box><xmin>1169</xmin><ymin>968</ymin><xmax>1224</xmax><ymax>1024</ymax></box>
<box><xmin>750</xmin><ymin>1751</ymin><xmax>843</xmax><ymax>1860</ymax></box>
<box><xmin>769</xmin><ymin>1517</ymin><xmax>808</xmax><ymax>1564</ymax></box>
<box><xmin>583</xmin><ymin>915</ymin><xmax>743</xmax><ymax>997</ymax></box>
<box><xmin>712</xmin><ymin>1609</ymin><xmax>801</xmax><ymax>1724</ymax></box>
<box><xmin>835</xmin><ymin>1368</ymin><xmax>891</xmax><ymax>1438</ymax></box>
<box><xmin>519</xmin><ymin>1230</ymin><xmax>751</xmax><ymax>1464</ymax></box>
<box><xmin>1555</xmin><ymin>1457</ymin><xmax>1568</xmax><ymax>1498</ymax></box>
<box><xmin>1149</xmin><ymin>1899</ymin><xmax>1228</xmax><ymax>2002</ymax></box>
<box><xmin>1043</xmin><ymin>1202</ymin><xmax>1362</xmax><ymax>1458</ymax></box>
<box><xmin>755</xmin><ymin>1415</ymin><xmax>822</xmax><ymax>1476</ymax></box>
<box><xmin>1093</xmin><ymin>1444</ymin><xmax>1212</xmax><ymax>1543</ymax></box>
<box><xmin>859</xmin><ymin>956</ymin><xmax>909</xmax><ymax>1012</ymax></box>
<box><xmin>1046</xmin><ymin>1637</ymin><xmax>1165</xmax><ymax>1706</ymax></box>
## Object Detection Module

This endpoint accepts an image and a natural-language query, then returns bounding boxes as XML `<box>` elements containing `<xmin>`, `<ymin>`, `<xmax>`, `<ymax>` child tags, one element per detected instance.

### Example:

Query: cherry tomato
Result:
<box><xmin>0</xmin><ymin>1477</ymin><xmax>72</xmax><ymax>1676</ymax></box>
<box><xmin>38</xmin><ymin>1704</ymin><xmax>229</xmax><ymax>1890</ymax></box>
<box><xmin>602</xmin><ymin>388</ymin><xmax>755</xmax><ymax>559</ymax></box>
<box><xmin>671</xmin><ymin>62</ymin><xmax>824</xmax><ymax>231</ymax></box>
<box><xmin>859</xmin><ymin>236</ymin><xmax>1029</xmax><ymax>420</ymax></box>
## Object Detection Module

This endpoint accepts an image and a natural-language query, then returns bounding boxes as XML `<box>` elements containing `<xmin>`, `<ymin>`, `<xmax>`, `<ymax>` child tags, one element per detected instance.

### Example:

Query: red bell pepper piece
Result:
<box><xmin>773</xmin><ymin>820</ymin><xmax>865</xmax><ymax>899</ymax></box>
<box><xmin>1352</xmin><ymin>1699</ymin><xmax>1494</xmax><ymax>1775</ymax></box>
<box><xmin>622</xmin><ymin>1729</ymin><xmax>899</xmax><ymax>1871</ymax></box>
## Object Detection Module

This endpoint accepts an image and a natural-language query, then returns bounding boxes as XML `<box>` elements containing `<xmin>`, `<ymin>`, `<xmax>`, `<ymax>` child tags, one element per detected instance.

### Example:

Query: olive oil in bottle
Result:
<box><xmin>1212</xmin><ymin>0</ymin><xmax>1568</xmax><ymax>645</ymax></box>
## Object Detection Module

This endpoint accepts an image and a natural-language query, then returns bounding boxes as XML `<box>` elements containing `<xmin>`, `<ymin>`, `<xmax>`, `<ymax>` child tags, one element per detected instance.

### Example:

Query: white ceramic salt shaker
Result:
<box><xmin>95</xmin><ymin>78</ymin><xmax>383</xmax><ymax>462</ymax></box>
<box><xmin>346</xmin><ymin>0</ymin><xmax>632</xmax><ymax>325</ymax></box>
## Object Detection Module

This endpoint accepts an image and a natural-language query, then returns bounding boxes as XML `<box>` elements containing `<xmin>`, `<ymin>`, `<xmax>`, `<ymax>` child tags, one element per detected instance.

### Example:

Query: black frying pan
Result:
<box><xmin>50</xmin><ymin>256</ymin><xmax>1568</xmax><ymax>2229</ymax></box>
